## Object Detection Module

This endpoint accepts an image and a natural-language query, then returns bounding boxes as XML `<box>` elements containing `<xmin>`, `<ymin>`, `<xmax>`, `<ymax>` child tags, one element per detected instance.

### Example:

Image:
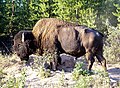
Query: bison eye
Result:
<box><xmin>18</xmin><ymin>43</ymin><xmax>21</xmax><ymax>47</ymax></box>
<box><xmin>17</xmin><ymin>53</ymin><xmax>20</xmax><ymax>56</ymax></box>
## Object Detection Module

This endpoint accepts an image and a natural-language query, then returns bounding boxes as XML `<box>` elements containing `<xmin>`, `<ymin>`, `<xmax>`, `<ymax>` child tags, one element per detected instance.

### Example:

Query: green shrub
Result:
<box><xmin>103</xmin><ymin>3</ymin><xmax>120</xmax><ymax>63</ymax></box>
<box><xmin>37</xmin><ymin>66</ymin><xmax>51</xmax><ymax>79</ymax></box>
<box><xmin>72</xmin><ymin>62</ymin><xmax>92</xmax><ymax>80</ymax></box>
<box><xmin>74</xmin><ymin>75</ymin><xmax>93</xmax><ymax>88</ymax></box>
<box><xmin>104</xmin><ymin>22</ymin><xmax>120</xmax><ymax>63</ymax></box>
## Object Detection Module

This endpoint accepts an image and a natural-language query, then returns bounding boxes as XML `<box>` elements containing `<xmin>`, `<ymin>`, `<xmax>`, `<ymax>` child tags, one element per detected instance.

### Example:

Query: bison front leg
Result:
<box><xmin>86</xmin><ymin>52</ymin><xmax>95</xmax><ymax>71</ymax></box>
<box><xmin>50</xmin><ymin>53</ymin><xmax>61</xmax><ymax>71</ymax></box>
<box><xmin>50</xmin><ymin>57</ymin><xmax>57</xmax><ymax>71</ymax></box>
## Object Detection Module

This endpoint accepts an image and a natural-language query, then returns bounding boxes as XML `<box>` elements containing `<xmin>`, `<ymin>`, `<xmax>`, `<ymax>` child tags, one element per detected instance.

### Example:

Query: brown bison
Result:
<box><xmin>13</xmin><ymin>18</ymin><xmax>107</xmax><ymax>71</ymax></box>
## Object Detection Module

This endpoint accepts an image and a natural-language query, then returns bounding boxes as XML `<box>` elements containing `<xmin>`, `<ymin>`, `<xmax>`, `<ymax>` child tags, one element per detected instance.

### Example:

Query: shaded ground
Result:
<box><xmin>107</xmin><ymin>64</ymin><xmax>120</xmax><ymax>87</ymax></box>
<box><xmin>0</xmin><ymin>54</ymin><xmax>120</xmax><ymax>88</ymax></box>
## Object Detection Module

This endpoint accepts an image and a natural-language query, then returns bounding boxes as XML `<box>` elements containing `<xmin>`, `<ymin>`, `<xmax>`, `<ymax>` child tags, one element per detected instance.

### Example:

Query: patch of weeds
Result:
<box><xmin>0</xmin><ymin>69</ymin><xmax>4</xmax><ymax>80</ymax></box>
<box><xmin>32</xmin><ymin>51</ymin><xmax>57</xmax><ymax>79</ymax></box>
<box><xmin>2</xmin><ymin>68</ymin><xmax>26</xmax><ymax>88</ymax></box>
<box><xmin>92</xmin><ymin>71</ymin><xmax>110</xmax><ymax>88</ymax></box>
<box><xmin>96</xmin><ymin>70</ymin><xmax>109</xmax><ymax>77</ymax></box>
<box><xmin>59</xmin><ymin>70</ymin><xmax>65</xmax><ymax>86</ymax></box>
<box><xmin>31</xmin><ymin>51</ymin><xmax>56</xmax><ymax>70</ymax></box>
<box><xmin>73</xmin><ymin>62</ymin><xmax>110</xmax><ymax>88</ymax></box>
<box><xmin>72</xmin><ymin>62</ymin><xmax>92</xmax><ymax>80</ymax></box>
<box><xmin>42</xmin><ymin>51</ymin><xmax>56</xmax><ymax>63</ymax></box>
<box><xmin>93</xmin><ymin>76</ymin><xmax>110</xmax><ymax>88</ymax></box>
<box><xmin>90</xmin><ymin>70</ymin><xmax>110</xmax><ymax>88</ymax></box>
<box><xmin>37</xmin><ymin>66</ymin><xmax>51</xmax><ymax>79</ymax></box>
<box><xmin>74</xmin><ymin>75</ymin><xmax>93</xmax><ymax>88</ymax></box>
<box><xmin>74</xmin><ymin>70</ymin><xmax>110</xmax><ymax>88</ymax></box>
<box><xmin>0</xmin><ymin>69</ymin><xmax>7</xmax><ymax>87</ymax></box>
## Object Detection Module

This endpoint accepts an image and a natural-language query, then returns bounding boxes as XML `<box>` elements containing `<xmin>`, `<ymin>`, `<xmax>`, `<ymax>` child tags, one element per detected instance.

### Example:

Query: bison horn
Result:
<box><xmin>22</xmin><ymin>32</ymin><xmax>24</xmax><ymax>42</ymax></box>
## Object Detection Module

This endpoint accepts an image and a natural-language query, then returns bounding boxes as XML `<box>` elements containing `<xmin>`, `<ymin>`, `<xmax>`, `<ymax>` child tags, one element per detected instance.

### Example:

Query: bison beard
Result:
<box><xmin>13</xmin><ymin>18</ymin><xmax>107</xmax><ymax>71</ymax></box>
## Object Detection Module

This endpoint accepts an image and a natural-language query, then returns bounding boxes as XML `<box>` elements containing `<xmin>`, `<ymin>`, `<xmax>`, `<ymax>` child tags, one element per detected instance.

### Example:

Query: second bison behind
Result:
<box><xmin>13</xmin><ymin>18</ymin><xmax>107</xmax><ymax>71</ymax></box>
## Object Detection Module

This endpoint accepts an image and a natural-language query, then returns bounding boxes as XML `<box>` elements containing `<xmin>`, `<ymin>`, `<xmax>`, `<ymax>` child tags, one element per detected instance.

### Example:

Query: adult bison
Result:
<box><xmin>13</xmin><ymin>18</ymin><xmax>107</xmax><ymax>71</ymax></box>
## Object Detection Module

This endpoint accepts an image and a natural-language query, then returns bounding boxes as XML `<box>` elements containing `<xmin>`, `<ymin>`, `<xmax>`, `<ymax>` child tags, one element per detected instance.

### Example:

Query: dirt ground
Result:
<box><xmin>1</xmin><ymin>54</ymin><xmax>120</xmax><ymax>88</ymax></box>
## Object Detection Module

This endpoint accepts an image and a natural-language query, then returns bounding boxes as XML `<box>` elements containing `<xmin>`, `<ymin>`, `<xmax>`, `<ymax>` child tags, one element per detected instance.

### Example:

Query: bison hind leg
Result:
<box><xmin>95</xmin><ymin>54</ymin><xmax>107</xmax><ymax>71</ymax></box>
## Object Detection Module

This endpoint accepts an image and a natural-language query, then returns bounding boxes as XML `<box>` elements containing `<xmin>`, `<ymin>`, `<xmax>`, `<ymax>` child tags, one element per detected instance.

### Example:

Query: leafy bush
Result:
<box><xmin>0</xmin><ymin>69</ymin><xmax>6</xmax><ymax>87</ymax></box>
<box><xmin>103</xmin><ymin>3</ymin><xmax>120</xmax><ymax>63</ymax></box>
<box><xmin>104</xmin><ymin>20</ymin><xmax>120</xmax><ymax>63</ymax></box>
<box><xmin>113</xmin><ymin>3</ymin><xmax>120</xmax><ymax>27</ymax></box>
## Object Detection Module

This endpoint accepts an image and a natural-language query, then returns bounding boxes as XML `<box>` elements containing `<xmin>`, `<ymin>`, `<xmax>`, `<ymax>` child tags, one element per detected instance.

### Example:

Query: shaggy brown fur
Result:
<box><xmin>13</xmin><ymin>18</ymin><xmax>107</xmax><ymax>71</ymax></box>
<box><xmin>32</xmin><ymin>18</ymin><xmax>78</xmax><ymax>55</ymax></box>
<box><xmin>32</xmin><ymin>18</ymin><xmax>77</xmax><ymax>41</ymax></box>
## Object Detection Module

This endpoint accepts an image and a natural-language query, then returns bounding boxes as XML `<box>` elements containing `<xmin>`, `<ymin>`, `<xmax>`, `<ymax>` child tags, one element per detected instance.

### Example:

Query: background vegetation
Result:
<box><xmin>0</xmin><ymin>0</ymin><xmax>120</xmax><ymax>63</ymax></box>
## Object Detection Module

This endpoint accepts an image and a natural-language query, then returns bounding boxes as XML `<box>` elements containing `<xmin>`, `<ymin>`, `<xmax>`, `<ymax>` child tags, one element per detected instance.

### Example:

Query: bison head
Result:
<box><xmin>13</xmin><ymin>31</ymin><xmax>37</xmax><ymax>61</ymax></box>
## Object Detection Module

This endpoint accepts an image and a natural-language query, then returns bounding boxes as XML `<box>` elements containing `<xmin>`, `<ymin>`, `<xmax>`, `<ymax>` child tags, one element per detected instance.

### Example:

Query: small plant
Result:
<box><xmin>37</xmin><ymin>66</ymin><xmax>51</xmax><ymax>79</ymax></box>
<box><xmin>74</xmin><ymin>75</ymin><xmax>93</xmax><ymax>88</ymax></box>
<box><xmin>59</xmin><ymin>70</ymin><xmax>65</xmax><ymax>86</ymax></box>
<box><xmin>72</xmin><ymin>62</ymin><xmax>91</xmax><ymax>80</ymax></box>
<box><xmin>0</xmin><ymin>69</ymin><xmax>6</xmax><ymax>87</ymax></box>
